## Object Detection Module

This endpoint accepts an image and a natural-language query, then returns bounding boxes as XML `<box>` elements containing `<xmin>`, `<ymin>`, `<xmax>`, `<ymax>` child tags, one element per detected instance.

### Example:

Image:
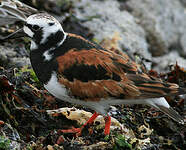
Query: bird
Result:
<box><xmin>7</xmin><ymin>13</ymin><xmax>185</xmax><ymax>136</ymax></box>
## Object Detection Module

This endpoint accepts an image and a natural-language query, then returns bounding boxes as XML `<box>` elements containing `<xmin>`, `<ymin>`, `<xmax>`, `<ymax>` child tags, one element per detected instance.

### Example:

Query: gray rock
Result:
<box><xmin>0</xmin><ymin>45</ymin><xmax>16</xmax><ymax>66</ymax></box>
<box><xmin>73</xmin><ymin>0</ymin><xmax>151</xmax><ymax>60</ymax></box>
<box><xmin>127</xmin><ymin>0</ymin><xmax>186</xmax><ymax>56</ymax></box>
<box><xmin>0</xmin><ymin>45</ymin><xmax>30</xmax><ymax>67</ymax></box>
<box><xmin>12</xmin><ymin>57</ymin><xmax>30</xmax><ymax>67</ymax></box>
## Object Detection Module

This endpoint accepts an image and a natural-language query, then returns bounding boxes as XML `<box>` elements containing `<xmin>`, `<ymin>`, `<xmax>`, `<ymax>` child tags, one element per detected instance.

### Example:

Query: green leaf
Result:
<box><xmin>114</xmin><ymin>134</ymin><xmax>132</xmax><ymax>150</ymax></box>
<box><xmin>104</xmin><ymin>135</ymin><xmax>110</xmax><ymax>141</ymax></box>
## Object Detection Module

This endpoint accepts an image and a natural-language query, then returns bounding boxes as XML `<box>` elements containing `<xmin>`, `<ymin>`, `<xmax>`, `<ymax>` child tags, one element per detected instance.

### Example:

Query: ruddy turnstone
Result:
<box><xmin>8</xmin><ymin>13</ymin><xmax>185</xmax><ymax>135</ymax></box>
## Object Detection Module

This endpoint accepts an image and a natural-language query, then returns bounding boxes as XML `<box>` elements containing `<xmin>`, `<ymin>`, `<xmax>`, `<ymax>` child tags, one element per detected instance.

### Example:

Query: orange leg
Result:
<box><xmin>104</xmin><ymin>115</ymin><xmax>111</xmax><ymax>135</ymax></box>
<box><xmin>82</xmin><ymin>112</ymin><xmax>99</xmax><ymax>127</ymax></box>
<box><xmin>59</xmin><ymin>112</ymin><xmax>99</xmax><ymax>136</ymax></box>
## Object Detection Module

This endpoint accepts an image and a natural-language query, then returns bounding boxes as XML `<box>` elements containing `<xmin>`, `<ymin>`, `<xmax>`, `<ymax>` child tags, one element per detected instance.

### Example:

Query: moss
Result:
<box><xmin>92</xmin><ymin>38</ymin><xmax>100</xmax><ymax>44</ymax></box>
<box><xmin>26</xmin><ymin>145</ymin><xmax>33</xmax><ymax>150</ymax></box>
<box><xmin>113</xmin><ymin>134</ymin><xmax>132</xmax><ymax>150</ymax></box>
<box><xmin>0</xmin><ymin>136</ymin><xmax>11</xmax><ymax>150</ymax></box>
<box><xmin>15</xmin><ymin>65</ymin><xmax>39</xmax><ymax>83</ymax></box>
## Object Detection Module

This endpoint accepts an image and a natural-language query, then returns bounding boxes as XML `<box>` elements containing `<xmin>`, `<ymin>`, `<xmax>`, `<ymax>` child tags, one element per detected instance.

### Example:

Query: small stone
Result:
<box><xmin>47</xmin><ymin>145</ymin><xmax>54</xmax><ymax>150</ymax></box>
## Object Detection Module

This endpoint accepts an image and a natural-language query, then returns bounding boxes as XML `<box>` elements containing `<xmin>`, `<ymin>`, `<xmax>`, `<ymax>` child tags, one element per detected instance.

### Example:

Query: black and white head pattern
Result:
<box><xmin>23</xmin><ymin>13</ymin><xmax>66</xmax><ymax>50</ymax></box>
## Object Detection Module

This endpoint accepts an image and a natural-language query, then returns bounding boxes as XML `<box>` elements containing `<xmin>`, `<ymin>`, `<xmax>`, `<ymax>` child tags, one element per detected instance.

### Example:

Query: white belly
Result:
<box><xmin>44</xmin><ymin>72</ymin><xmax>69</xmax><ymax>100</ymax></box>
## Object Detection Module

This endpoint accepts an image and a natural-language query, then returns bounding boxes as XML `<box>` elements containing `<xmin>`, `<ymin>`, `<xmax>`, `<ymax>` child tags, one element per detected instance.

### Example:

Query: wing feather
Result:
<box><xmin>54</xmin><ymin>35</ymin><xmax>182</xmax><ymax>101</ymax></box>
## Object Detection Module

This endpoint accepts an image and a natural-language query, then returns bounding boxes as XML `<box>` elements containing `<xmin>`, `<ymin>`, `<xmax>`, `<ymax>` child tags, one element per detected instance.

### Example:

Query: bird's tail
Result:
<box><xmin>143</xmin><ymin>82</ymin><xmax>185</xmax><ymax>124</ymax></box>
<box><xmin>127</xmin><ymin>73</ymin><xmax>185</xmax><ymax>123</ymax></box>
<box><xmin>157</xmin><ymin>105</ymin><xmax>184</xmax><ymax>124</ymax></box>
<box><xmin>145</xmin><ymin>97</ymin><xmax>184</xmax><ymax>124</ymax></box>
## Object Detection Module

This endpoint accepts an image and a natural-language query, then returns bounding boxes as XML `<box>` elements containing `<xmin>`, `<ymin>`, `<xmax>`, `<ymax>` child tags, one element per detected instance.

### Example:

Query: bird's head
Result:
<box><xmin>23</xmin><ymin>13</ymin><xmax>66</xmax><ymax>50</ymax></box>
<box><xmin>3</xmin><ymin>13</ymin><xmax>66</xmax><ymax>50</ymax></box>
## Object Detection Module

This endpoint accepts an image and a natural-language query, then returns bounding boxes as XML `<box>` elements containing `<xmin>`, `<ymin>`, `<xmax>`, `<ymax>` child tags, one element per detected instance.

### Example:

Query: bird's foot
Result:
<box><xmin>58</xmin><ymin>112</ymin><xmax>99</xmax><ymax>137</ymax></box>
<box><xmin>58</xmin><ymin>126</ymin><xmax>82</xmax><ymax>136</ymax></box>
<box><xmin>58</xmin><ymin>112</ymin><xmax>111</xmax><ymax>138</ymax></box>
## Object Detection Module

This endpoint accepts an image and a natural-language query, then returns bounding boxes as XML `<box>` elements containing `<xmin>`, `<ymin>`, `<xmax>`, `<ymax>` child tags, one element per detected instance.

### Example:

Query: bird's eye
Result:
<box><xmin>25</xmin><ymin>23</ymin><xmax>32</xmax><ymax>29</ymax></box>
<box><xmin>32</xmin><ymin>25</ymin><xmax>40</xmax><ymax>31</ymax></box>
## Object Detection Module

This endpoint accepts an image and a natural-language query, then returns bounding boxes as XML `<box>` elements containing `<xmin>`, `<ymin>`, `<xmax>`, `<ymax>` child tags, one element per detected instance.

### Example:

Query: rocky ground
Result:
<box><xmin>0</xmin><ymin>0</ymin><xmax>186</xmax><ymax>149</ymax></box>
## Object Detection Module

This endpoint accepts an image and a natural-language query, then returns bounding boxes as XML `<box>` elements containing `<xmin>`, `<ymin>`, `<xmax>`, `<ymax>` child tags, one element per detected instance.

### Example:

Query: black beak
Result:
<box><xmin>0</xmin><ymin>28</ymin><xmax>28</xmax><ymax>41</ymax></box>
